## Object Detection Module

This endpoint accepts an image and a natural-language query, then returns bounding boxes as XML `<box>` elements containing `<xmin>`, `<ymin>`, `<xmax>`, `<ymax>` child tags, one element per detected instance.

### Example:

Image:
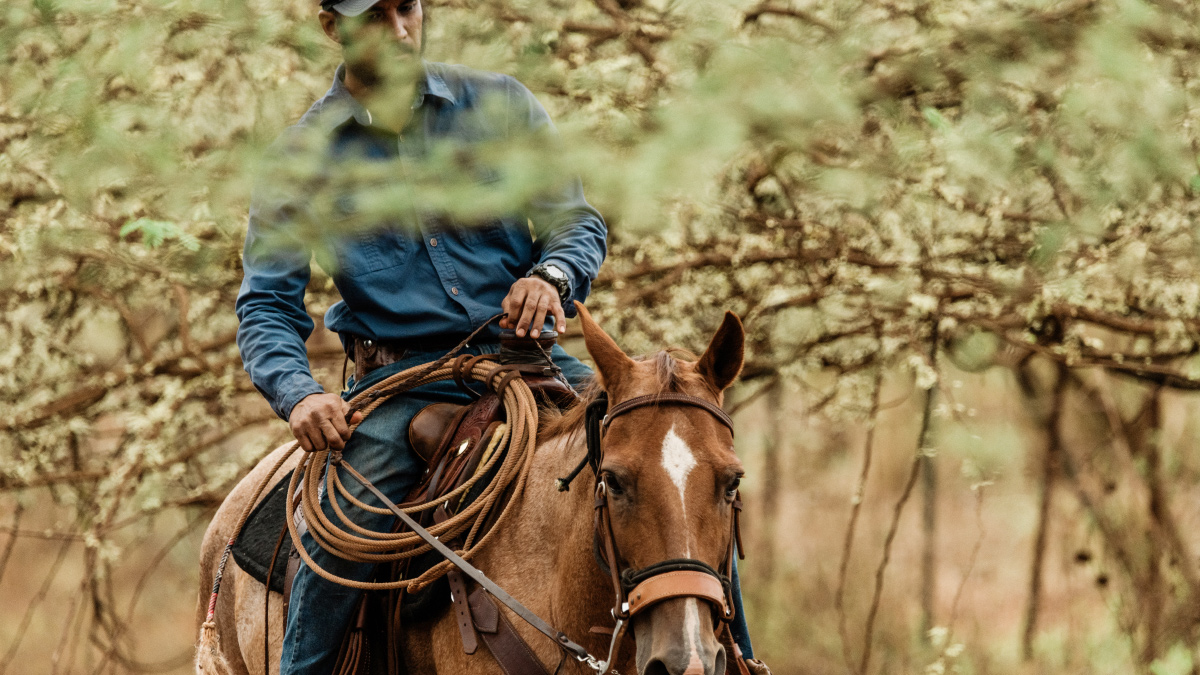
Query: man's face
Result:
<box><xmin>320</xmin><ymin>0</ymin><xmax>424</xmax><ymax>87</ymax></box>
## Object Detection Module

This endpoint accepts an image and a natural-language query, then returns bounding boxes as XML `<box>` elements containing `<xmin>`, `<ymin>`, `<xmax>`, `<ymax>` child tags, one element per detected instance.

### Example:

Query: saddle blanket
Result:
<box><xmin>231</xmin><ymin>471</ymin><xmax>294</xmax><ymax>594</ymax></box>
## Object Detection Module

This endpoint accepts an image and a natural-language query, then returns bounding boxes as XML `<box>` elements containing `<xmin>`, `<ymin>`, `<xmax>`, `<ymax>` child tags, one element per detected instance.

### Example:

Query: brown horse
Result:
<box><xmin>195</xmin><ymin>303</ymin><xmax>747</xmax><ymax>675</ymax></box>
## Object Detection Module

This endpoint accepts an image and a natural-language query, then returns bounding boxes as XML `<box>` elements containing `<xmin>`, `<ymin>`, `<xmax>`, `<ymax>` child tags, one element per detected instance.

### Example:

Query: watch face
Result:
<box><xmin>544</xmin><ymin>265</ymin><xmax>566</xmax><ymax>280</ymax></box>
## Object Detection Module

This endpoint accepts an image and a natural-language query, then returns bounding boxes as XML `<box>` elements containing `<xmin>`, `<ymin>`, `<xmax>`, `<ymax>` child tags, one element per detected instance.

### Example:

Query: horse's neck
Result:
<box><xmin>486</xmin><ymin>428</ymin><xmax>614</xmax><ymax>637</ymax></box>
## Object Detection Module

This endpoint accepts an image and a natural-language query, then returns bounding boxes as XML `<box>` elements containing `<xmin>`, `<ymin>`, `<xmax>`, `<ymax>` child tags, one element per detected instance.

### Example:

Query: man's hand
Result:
<box><xmin>500</xmin><ymin>277</ymin><xmax>566</xmax><ymax>338</ymax></box>
<box><xmin>289</xmin><ymin>392</ymin><xmax>363</xmax><ymax>452</ymax></box>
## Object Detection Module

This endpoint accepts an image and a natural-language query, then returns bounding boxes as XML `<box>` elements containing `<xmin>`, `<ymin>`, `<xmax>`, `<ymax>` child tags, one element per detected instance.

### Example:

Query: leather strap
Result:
<box><xmin>602</xmin><ymin>393</ymin><xmax>734</xmax><ymax>436</ymax></box>
<box><xmin>451</xmin><ymin>354</ymin><xmax>484</xmax><ymax>400</ymax></box>
<box><xmin>720</xmin><ymin>623</ymin><xmax>753</xmax><ymax>675</ymax></box>
<box><xmin>283</xmin><ymin>546</ymin><xmax>300</xmax><ymax>617</ymax></box>
<box><xmin>264</xmin><ymin>522</ymin><xmax>290</xmax><ymax>675</ymax></box>
<box><xmin>435</xmin><ymin>505</ymin><xmax>479</xmax><ymax>656</ymax></box>
<box><xmin>448</xmin><ymin>569</ymin><xmax>479</xmax><ymax>654</ymax></box>
<box><xmin>719</xmin><ymin>496</ymin><xmax>743</xmax><ymax>622</ymax></box>
<box><xmin>332</xmin><ymin>598</ymin><xmax>369</xmax><ymax>675</ymax></box>
<box><xmin>594</xmin><ymin>485</ymin><xmax>626</xmax><ymax>616</ymax></box>
<box><xmin>625</xmin><ymin>570</ymin><xmax>729</xmax><ymax>618</ymax></box>
<box><xmin>491</xmin><ymin>368</ymin><xmax>524</xmax><ymax>399</ymax></box>
<box><xmin>455</xmin><ymin>354</ymin><xmax>493</xmax><ymax>393</ymax></box>
<box><xmin>468</xmin><ymin>587</ymin><xmax>551</xmax><ymax>675</ymax></box>
<box><xmin>283</xmin><ymin>489</ymin><xmax>305</xmax><ymax>617</ymax></box>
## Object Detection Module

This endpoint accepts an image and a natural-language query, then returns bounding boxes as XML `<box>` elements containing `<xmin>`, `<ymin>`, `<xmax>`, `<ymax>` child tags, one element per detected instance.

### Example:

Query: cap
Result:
<box><xmin>321</xmin><ymin>0</ymin><xmax>381</xmax><ymax>17</ymax></box>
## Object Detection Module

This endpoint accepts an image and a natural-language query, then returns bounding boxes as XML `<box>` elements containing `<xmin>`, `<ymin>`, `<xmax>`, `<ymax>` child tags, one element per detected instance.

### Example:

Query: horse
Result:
<box><xmin>195</xmin><ymin>302</ymin><xmax>748</xmax><ymax>675</ymax></box>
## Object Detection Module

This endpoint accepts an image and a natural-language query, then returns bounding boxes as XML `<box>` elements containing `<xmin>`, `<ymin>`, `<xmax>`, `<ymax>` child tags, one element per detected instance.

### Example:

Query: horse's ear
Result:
<box><xmin>574</xmin><ymin>301</ymin><xmax>634</xmax><ymax>392</ymax></box>
<box><xmin>697</xmin><ymin>311</ymin><xmax>744</xmax><ymax>392</ymax></box>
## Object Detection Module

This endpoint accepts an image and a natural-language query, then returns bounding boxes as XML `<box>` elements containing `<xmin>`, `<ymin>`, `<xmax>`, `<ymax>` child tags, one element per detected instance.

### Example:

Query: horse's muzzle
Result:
<box><xmin>633</xmin><ymin>597</ymin><xmax>727</xmax><ymax>675</ymax></box>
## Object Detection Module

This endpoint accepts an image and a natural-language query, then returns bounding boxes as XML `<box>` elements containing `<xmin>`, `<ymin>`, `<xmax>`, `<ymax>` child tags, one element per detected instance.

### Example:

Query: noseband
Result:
<box><xmin>583</xmin><ymin>392</ymin><xmax>745</xmax><ymax>650</ymax></box>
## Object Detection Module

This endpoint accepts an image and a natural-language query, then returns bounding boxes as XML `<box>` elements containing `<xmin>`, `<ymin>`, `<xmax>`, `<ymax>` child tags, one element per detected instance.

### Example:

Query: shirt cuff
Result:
<box><xmin>275</xmin><ymin>373</ymin><xmax>326</xmax><ymax>421</ymax></box>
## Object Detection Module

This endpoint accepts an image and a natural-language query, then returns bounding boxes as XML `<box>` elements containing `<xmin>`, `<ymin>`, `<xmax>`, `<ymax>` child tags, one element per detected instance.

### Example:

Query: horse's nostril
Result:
<box><xmin>644</xmin><ymin>659</ymin><xmax>671</xmax><ymax>675</ymax></box>
<box><xmin>713</xmin><ymin>646</ymin><xmax>727</xmax><ymax>675</ymax></box>
<box><xmin>642</xmin><ymin>656</ymin><xmax>716</xmax><ymax>675</ymax></box>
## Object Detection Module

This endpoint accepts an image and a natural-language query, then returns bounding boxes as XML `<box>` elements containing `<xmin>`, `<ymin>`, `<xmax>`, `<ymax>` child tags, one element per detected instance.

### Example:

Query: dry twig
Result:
<box><xmin>0</xmin><ymin>540</ymin><xmax>72</xmax><ymax>674</ymax></box>
<box><xmin>835</xmin><ymin>368</ymin><xmax>884</xmax><ymax>675</ymax></box>
<box><xmin>860</xmin><ymin>323</ymin><xmax>939</xmax><ymax>675</ymax></box>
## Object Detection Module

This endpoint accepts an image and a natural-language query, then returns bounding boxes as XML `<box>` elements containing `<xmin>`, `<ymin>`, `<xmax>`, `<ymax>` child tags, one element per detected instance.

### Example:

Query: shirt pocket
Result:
<box><xmin>337</xmin><ymin>228</ymin><xmax>411</xmax><ymax>277</ymax></box>
<box><xmin>457</xmin><ymin>217</ymin><xmax>510</xmax><ymax>245</ymax></box>
<box><xmin>452</xmin><ymin>170</ymin><xmax>511</xmax><ymax>244</ymax></box>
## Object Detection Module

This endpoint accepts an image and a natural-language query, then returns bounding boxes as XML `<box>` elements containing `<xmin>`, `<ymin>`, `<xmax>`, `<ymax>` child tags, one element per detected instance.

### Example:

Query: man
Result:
<box><xmin>235</xmin><ymin>0</ymin><xmax>761</xmax><ymax>672</ymax></box>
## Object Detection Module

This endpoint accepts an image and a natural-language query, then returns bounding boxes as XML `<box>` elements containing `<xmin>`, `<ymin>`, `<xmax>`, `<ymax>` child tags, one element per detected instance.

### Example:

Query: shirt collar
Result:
<box><xmin>320</xmin><ymin>61</ymin><xmax>457</xmax><ymax>129</ymax></box>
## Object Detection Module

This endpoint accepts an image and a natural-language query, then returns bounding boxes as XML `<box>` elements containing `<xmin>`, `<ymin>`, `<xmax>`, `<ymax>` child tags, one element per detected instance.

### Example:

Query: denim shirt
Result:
<box><xmin>235</xmin><ymin>62</ymin><xmax>608</xmax><ymax>420</ymax></box>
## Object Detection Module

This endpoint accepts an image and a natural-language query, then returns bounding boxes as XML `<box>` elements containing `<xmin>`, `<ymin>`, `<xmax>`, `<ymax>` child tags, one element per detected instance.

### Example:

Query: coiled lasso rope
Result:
<box><xmin>197</xmin><ymin>325</ymin><xmax>545</xmax><ymax>674</ymax></box>
<box><xmin>286</xmin><ymin>356</ymin><xmax>541</xmax><ymax>591</ymax></box>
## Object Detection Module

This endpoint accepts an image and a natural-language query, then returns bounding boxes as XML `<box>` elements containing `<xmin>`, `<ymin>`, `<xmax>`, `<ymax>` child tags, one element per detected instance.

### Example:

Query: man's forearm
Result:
<box><xmin>531</xmin><ymin>196</ymin><xmax>608</xmax><ymax>313</ymax></box>
<box><xmin>236</xmin><ymin>312</ymin><xmax>325</xmax><ymax>420</ymax></box>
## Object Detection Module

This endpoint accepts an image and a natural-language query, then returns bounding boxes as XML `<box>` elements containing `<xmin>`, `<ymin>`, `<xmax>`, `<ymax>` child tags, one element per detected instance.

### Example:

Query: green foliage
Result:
<box><xmin>120</xmin><ymin>218</ymin><xmax>200</xmax><ymax>250</ymax></box>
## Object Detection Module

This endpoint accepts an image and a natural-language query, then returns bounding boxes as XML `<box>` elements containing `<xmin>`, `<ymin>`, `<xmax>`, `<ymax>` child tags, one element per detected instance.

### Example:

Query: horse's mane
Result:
<box><xmin>539</xmin><ymin>348</ymin><xmax>700</xmax><ymax>441</ymax></box>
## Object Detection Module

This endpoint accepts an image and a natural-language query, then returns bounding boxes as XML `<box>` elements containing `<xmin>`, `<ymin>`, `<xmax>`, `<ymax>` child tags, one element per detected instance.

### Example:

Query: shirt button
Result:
<box><xmin>430</xmin><ymin>237</ymin><xmax>438</xmax><ymax>247</ymax></box>
<box><xmin>451</xmin><ymin>287</ymin><xmax>459</xmax><ymax>296</ymax></box>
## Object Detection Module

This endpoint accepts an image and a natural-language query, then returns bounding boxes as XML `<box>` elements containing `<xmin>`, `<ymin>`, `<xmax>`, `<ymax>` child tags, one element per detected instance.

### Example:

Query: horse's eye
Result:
<box><xmin>725</xmin><ymin>477</ymin><xmax>741</xmax><ymax>499</ymax></box>
<box><xmin>604</xmin><ymin>473</ymin><xmax>625</xmax><ymax>496</ymax></box>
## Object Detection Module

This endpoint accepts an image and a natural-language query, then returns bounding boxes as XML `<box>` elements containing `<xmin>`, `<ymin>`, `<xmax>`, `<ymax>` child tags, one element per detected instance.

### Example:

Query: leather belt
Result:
<box><xmin>350</xmin><ymin>335</ymin><xmax>479</xmax><ymax>382</ymax></box>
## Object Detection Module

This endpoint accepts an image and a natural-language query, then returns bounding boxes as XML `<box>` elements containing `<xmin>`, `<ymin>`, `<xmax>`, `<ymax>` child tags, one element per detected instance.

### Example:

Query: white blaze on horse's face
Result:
<box><xmin>660</xmin><ymin>424</ymin><xmax>697</xmax><ymax>555</ymax></box>
<box><xmin>683</xmin><ymin>598</ymin><xmax>705</xmax><ymax>673</ymax></box>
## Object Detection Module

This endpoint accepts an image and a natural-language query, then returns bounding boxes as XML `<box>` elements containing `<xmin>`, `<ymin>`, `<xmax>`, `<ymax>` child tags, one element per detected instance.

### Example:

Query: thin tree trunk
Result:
<box><xmin>1139</xmin><ymin>387</ymin><xmax>1200</xmax><ymax>661</ymax></box>
<box><xmin>918</xmin><ymin>321</ymin><xmax>939</xmax><ymax>643</ymax></box>
<box><xmin>836</xmin><ymin>369</ymin><xmax>884</xmax><ymax>675</ymax></box>
<box><xmin>760</xmin><ymin>378</ymin><xmax>785</xmax><ymax>583</ymax></box>
<box><xmin>1021</xmin><ymin>364</ymin><xmax>1066</xmax><ymax>660</ymax></box>
<box><xmin>919</xmin><ymin>446</ymin><xmax>936</xmax><ymax>641</ymax></box>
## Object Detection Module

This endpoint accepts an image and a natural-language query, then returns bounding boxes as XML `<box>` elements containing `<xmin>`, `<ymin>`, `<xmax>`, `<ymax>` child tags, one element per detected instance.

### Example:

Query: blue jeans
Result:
<box><xmin>279</xmin><ymin>343</ymin><xmax>754</xmax><ymax>673</ymax></box>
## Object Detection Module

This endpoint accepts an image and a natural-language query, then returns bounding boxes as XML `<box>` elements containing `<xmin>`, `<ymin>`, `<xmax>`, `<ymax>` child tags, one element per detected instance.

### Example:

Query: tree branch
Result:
<box><xmin>743</xmin><ymin>2</ymin><xmax>836</xmax><ymax>32</ymax></box>
<box><xmin>836</xmin><ymin>368</ymin><xmax>883</xmax><ymax>675</ymax></box>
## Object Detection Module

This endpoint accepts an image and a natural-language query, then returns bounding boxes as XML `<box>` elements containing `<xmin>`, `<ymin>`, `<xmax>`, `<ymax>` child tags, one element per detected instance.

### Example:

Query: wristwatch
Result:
<box><xmin>527</xmin><ymin>263</ymin><xmax>571</xmax><ymax>304</ymax></box>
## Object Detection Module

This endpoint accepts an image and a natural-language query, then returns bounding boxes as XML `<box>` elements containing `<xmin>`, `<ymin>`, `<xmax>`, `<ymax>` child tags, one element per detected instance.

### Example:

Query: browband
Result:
<box><xmin>602</xmin><ymin>393</ymin><xmax>735</xmax><ymax>436</ymax></box>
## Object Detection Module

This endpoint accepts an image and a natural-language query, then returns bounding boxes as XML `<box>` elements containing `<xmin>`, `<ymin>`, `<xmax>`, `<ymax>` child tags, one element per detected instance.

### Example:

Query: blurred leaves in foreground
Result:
<box><xmin>3</xmin><ymin>0</ymin><xmax>1200</xmax><ymax>672</ymax></box>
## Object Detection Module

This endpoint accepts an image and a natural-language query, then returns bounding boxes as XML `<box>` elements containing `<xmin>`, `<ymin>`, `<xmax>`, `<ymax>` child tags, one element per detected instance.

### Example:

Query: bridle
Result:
<box><xmin>580</xmin><ymin>391</ymin><xmax>745</xmax><ymax>670</ymax></box>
